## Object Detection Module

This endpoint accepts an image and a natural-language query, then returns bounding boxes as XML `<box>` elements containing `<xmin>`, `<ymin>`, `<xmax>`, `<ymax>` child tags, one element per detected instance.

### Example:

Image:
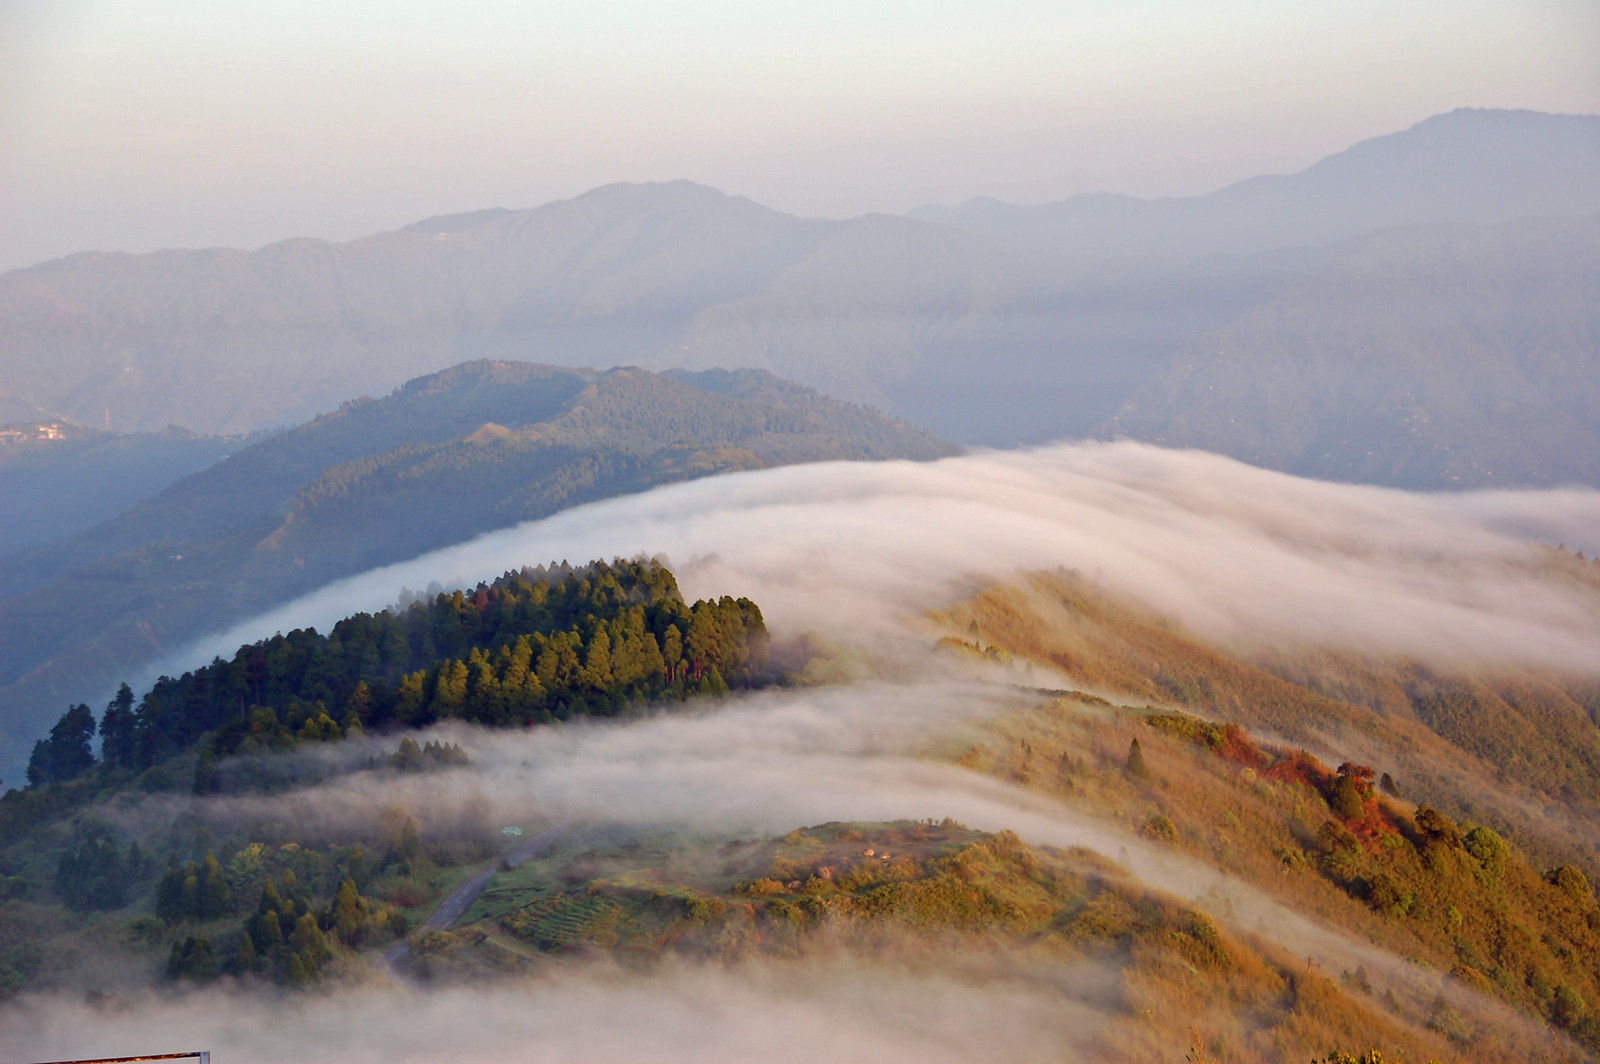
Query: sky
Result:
<box><xmin>1</xmin><ymin>0</ymin><xmax>1597</xmax><ymax>270</ymax></box>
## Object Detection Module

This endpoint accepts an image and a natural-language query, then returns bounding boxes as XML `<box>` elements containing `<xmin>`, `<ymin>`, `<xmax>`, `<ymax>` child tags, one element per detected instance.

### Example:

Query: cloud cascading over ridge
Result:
<box><xmin>159</xmin><ymin>441</ymin><xmax>1600</xmax><ymax>687</ymax></box>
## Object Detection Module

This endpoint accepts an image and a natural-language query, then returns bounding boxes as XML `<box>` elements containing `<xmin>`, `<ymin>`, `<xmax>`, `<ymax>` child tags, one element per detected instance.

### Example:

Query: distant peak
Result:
<box><xmin>571</xmin><ymin>179</ymin><xmax>740</xmax><ymax>207</ymax></box>
<box><xmin>401</xmin><ymin>207</ymin><xmax>515</xmax><ymax>235</ymax></box>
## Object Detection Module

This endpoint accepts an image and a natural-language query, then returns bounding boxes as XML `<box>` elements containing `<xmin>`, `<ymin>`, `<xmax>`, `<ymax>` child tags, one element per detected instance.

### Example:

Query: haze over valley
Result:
<box><xmin>3</xmin><ymin>4</ymin><xmax>1599</xmax><ymax>1061</ymax></box>
<box><xmin>4</xmin><ymin>109</ymin><xmax>1600</xmax><ymax>486</ymax></box>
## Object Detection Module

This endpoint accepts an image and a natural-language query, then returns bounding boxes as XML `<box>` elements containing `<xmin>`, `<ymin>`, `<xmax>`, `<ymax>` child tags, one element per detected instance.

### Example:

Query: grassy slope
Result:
<box><xmin>933</xmin><ymin>564</ymin><xmax>1600</xmax><ymax>872</ymax></box>
<box><xmin>928</xmin><ymin>569</ymin><xmax>1600</xmax><ymax>1056</ymax></box>
<box><xmin>418</xmin><ymin>820</ymin><xmax>1465</xmax><ymax>1063</ymax></box>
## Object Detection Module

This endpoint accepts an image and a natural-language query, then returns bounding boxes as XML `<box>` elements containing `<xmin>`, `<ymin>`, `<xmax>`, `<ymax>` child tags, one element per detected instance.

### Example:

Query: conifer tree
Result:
<box><xmin>1126</xmin><ymin>738</ymin><xmax>1151</xmax><ymax>781</ymax></box>
<box><xmin>662</xmin><ymin>625</ymin><xmax>684</xmax><ymax>682</ymax></box>
<box><xmin>99</xmin><ymin>684</ymin><xmax>137</xmax><ymax>770</ymax></box>
<box><xmin>332</xmin><ymin>878</ymin><xmax>365</xmax><ymax>939</ymax></box>
<box><xmin>180</xmin><ymin>864</ymin><xmax>200</xmax><ymax>917</ymax></box>
<box><xmin>26</xmin><ymin>703</ymin><xmax>98</xmax><ymax>787</ymax></box>
<box><xmin>285</xmin><ymin>950</ymin><xmax>312</xmax><ymax>986</ymax></box>
<box><xmin>400</xmin><ymin>817</ymin><xmax>423</xmax><ymax>863</ymax></box>
<box><xmin>292</xmin><ymin>912</ymin><xmax>333</xmax><ymax>968</ymax></box>
<box><xmin>166</xmin><ymin>936</ymin><xmax>218</xmax><ymax>981</ymax></box>
<box><xmin>258</xmin><ymin>881</ymin><xmax>283</xmax><ymax>915</ymax></box>
<box><xmin>250</xmin><ymin>909</ymin><xmax>284</xmax><ymax>953</ymax></box>
<box><xmin>583</xmin><ymin>628</ymin><xmax>613</xmax><ymax>689</ymax></box>
<box><xmin>343</xmin><ymin>681</ymin><xmax>373</xmax><ymax>730</ymax></box>
<box><xmin>192</xmin><ymin>746</ymin><xmax>219</xmax><ymax>795</ymax></box>
<box><xmin>198</xmin><ymin>851</ymin><xmax>232</xmax><ymax>919</ymax></box>
<box><xmin>235</xmin><ymin>931</ymin><xmax>258</xmax><ymax>974</ymax></box>
<box><xmin>157</xmin><ymin>857</ymin><xmax>186</xmax><ymax>923</ymax></box>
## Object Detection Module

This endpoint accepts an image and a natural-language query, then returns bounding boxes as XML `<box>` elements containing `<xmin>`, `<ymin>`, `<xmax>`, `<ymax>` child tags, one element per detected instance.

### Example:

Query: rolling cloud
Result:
<box><xmin>155</xmin><ymin>440</ymin><xmax>1600</xmax><ymax>686</ymax></box>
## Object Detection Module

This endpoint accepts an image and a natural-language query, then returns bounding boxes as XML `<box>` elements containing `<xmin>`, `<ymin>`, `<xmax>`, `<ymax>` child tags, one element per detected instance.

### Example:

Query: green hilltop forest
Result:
<box><xmin>0</xmin><ymin>359</ymin><xmax>953</xmax><ymax>780</ymax></box>
<box><xmin>19</xmin><ymin>558</ymin><xmax>765</xmax><ymax>794</ymax></box>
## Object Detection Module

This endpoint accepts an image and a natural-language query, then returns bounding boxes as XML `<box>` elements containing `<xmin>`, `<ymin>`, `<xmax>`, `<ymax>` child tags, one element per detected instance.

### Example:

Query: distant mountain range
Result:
<box><xmin>0</xmin><ymin>360</ymin><xmax>953</xmax><ymax>779</ymax></box>
<box><xmin>1103</xmin><ymin>215</ymin><xmax>1600</xmax><ymax>487</ymax></box>
<box><xmin>0</xmin><ymin>108</ymin><xmax>1597</xmax><ymax>490</ymax></box>
<box><xmin>910</xmin><ymin>109</ymin><xmax>1600</xmax><ymax>260</ymax></box>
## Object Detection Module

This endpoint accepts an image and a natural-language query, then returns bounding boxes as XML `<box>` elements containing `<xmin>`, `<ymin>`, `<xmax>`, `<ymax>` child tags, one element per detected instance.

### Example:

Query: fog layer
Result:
<box><xmin>160</xmin><ymin>440</ymin><xmax>1600</xmax><ymax>689</ymax></box>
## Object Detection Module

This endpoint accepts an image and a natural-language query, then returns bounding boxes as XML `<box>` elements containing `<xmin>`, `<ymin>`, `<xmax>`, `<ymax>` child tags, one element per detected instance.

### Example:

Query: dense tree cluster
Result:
<box><xmin>25</xmin><ymin>704</ymin><xmax>97</xmax><ymax>787</ymax></box>
<box><xmin>167</xmin><ymin>857</ymin><xmax>401</xmax><ymax>988</ymax></box>
<box><xmin>24</xmin><ymin>559</ymin><xmax>766</xmax><ymax>790</ymax></box>
<box><xmin>385</xmin><ymin>737</ymin><xmax>470</xmax><ymax>772</ymax></box>
<box><xmin>165</xmin><ymin>937</ymin><xmax>218</xmax><ymax>982</ymax></box>
<box><xmin>237</xmin><ymin>877</ymin><xmax>335</xmax><ymax>985</ymax></box>
<box><xmin>54</xmin><ymin>830</ymin><xmax>145</xmax><ymax>911</ymax></box>
<box><xmin>156</xmin><ymin>852</ymin><xmax>233</xmax><ymax>923</ymax></box>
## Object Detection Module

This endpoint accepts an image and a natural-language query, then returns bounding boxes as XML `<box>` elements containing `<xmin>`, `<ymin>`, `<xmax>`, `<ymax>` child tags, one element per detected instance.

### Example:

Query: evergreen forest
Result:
<box><xmin>21</xmin><ymin>558</ymin><xmax>766</xmax><ymax>793</ymax></box>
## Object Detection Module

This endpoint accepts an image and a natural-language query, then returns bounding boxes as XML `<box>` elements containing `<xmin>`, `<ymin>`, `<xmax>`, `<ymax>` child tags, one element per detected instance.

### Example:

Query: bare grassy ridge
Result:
<box><xmin>934</xmin><ymin>568</ymin><xmax>1600</xmax><ymax>875</ymax></box>
<box><xmin>934</xmin><ymin>571</ymin><xmax>1600</xmax><ymax>1057</ymax></box>
<box><xmin>430</xmin><ymin>821</ymin><xmax>1460</xmax><ymax>1063</ymax></box>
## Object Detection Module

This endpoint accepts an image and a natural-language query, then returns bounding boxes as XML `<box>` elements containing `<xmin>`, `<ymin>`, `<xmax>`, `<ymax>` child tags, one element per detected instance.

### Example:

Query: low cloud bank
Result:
<box><xmin>3</xmin><ymin>959</ymin><xmax>1112</xmax><ymax>1064</ymax></box>
<box><xmin>91</xmin><ymin>682</ymin><xmax>1538</xmax><ymax>1051</ymax></box>
<box><xmin>152</xmin><ymin>441</ymin><xmax>1600</xmax><ymax>689</ymax></box>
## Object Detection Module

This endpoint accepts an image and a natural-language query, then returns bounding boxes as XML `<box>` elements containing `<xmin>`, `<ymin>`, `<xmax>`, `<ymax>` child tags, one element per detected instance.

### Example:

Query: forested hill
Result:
<box><xmin>0</xmin><ymin>361</ymin><xmax>952</xmax><ymax>782</ymax></box>
<box><xmin>20</xmin><ymin>558</ymin><xmax>765</xmax><ymax>793</ymax></box>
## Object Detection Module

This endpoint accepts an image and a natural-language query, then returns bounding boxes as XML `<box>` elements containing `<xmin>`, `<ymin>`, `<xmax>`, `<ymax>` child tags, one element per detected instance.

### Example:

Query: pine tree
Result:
<box><xmin>157</xmin><ymin>857</ymin><xmax>186</xmax><ymax>923</ymax></box>
<box><xmin>286</xmin><ymin>950</ymin><xmax>312</xmax><ymax>986</ymax></box>
<box><xmin>332</xmin><ymin>878</ymin><xmax>365</xmax><ymax>939</ymax></box>
<box><xmin>56</xmin><ymin>836</ymin><xmax>126</xmax><ymax>910</ymax></box>
<box><xmin>346</xmin><ymin>845</ymin><xmax>370</xmax><ymax>889</ymax></box>
<box><xmin>685</xmin><ymin>609</ymin><xmax>721</xmax><ymax>680</ymax></box>
<box><xmin>583</xmin><ymin>627</ymin><xmax>613</xmax><ymax>690</ymax></box>
<box><xmin>235</xmin><ymin>931</ymin><xmax>258</xmax><ymax>974</ymax></box>
<box><xmin>292</xmin><ymin>912</ymin><xmax>332</xmax><ymax>967</ymax></box>
<box><xmin>1126</xmin><ymin>738</ymin><xmax>1151</xmax><ymax>781</ymax></box>
<box><xmin>100</xmin><ymin>684</ymin><xmax>137</xmax><ymax>770</ymax></box>
<box><xmin>192</xmin><ymin>746</ymin><xmax>219</xmax><ymax>795</ymax></box>
<box><xmin>400</xmin><ymin>817</ymin><xmax>423</xmax><ymax>864</ymax></box>
<box><xmin>258</xmin><ymin>881</ymin><xmax>283</xmax><ymax>915</ymax></box>
<box><xmin>180</xmin><ymin>865</ymin><xmax>200</xmax><ymax>918</ymax></box>
<box><xmin>431</xmin><ymin>660</ymin><xmax>468</xmax><ymax>715</ymax></box>
<box><xmin>198</xmin><ymin>851</ymin><xmax>232</xmax><ymax>919</ymax></box>
<box><xmin>343</xmin><ymin>681</ymin><xmax>372</xmax><ymax>733</ymax></box>
<box><xmin>662</xmin><ymin>625</ymin><xmax>684</xmax><ymax>683</ymax></box>
<box><xmin>392</xmin><ymin>737</ymin><xmax>423</xmax><ymax>771</ymax></box>
<box><xmin>166</xmin><ymin>936</ymin><xmax>218</xmax><ymax>982</ymax></box>
<box><xmin>26</xmin><ymin>703</ymin><xmax>98</xmax><ymax>787</ymax></box>
<box><xmin>250</xmin><ymin>909</ymin><xmax>284</xmax><ymax>953</ymax></box>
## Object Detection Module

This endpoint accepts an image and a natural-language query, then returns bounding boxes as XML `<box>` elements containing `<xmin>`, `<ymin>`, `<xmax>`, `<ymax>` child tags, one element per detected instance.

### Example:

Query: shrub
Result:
<box><xmin>1549</xmin><ymin>865</ymin><xmax>1594</xmax><ymax>905</ymax></box>
<box><xmin>1553</xmin><ymin>984</ymin><xmax>1588</xmax><ymax>1028</ymax></box>
<box><xmin>1462</xmin><ymin>826</ymin><xmax>1508</xmax><ymax>869</ymax></box>
<box><xmin>1414</xmin><ymin>807</ymin><xmax>1461</xmax><ymax>848</ymax></box>
<box><xmin>1140</xmin><ymin>815</ymin><xmax>1178</xmax><ymax>843</ymax></box>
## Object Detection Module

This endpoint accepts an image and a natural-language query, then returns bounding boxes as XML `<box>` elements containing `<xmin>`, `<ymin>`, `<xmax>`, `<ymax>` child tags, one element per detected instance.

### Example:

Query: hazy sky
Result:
<box><xmin>2</xmin><ymin>0</ymin><xmax>1597</xmax><ymax>270</ymax></box>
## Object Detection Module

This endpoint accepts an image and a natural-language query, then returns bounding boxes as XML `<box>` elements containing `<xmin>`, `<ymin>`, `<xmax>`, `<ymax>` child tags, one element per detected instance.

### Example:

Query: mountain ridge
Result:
<box><xmin>0</xmin><ymin>359</ymin><xmax>955</xmax><ymax>779</ymax></box>
<box><xmin>910</xmin><ymin>108</ymin><xmax>1600</xmax><ymax>260</ymax></box>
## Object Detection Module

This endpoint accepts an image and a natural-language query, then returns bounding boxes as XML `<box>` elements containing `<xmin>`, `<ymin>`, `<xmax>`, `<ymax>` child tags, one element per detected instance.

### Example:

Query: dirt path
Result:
<box><xmin>381</xmin><ymin>821</ymin><xmax>569</xmax><ymax>974</ymax></box>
